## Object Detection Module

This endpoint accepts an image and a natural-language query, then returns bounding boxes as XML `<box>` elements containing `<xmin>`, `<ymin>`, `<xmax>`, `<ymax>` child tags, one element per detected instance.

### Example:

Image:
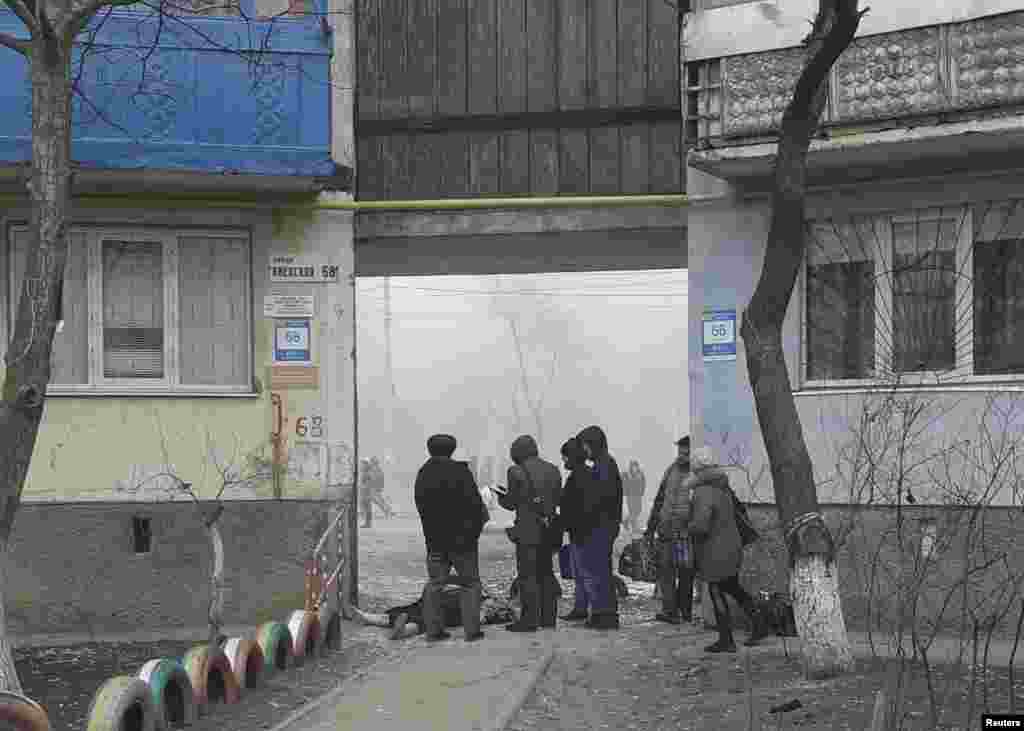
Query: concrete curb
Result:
<box><xmin>485</xmin><ymin>646</ymin><xmax>557</xmax><ymax>731</ymax></box>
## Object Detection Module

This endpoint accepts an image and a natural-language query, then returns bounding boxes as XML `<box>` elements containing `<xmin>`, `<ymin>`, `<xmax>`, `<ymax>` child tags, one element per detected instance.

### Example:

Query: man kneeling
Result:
<box><xmin>414</xmin><ymin>433</ymin><xmax>490</xmax><ymax>641</ymax></box>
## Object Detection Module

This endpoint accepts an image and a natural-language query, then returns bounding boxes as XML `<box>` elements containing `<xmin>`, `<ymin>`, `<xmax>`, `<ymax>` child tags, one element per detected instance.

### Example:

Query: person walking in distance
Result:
<box><xmin>576</xmin><ymin>425</ymin><xmax>623</xmax><ymax>630</ymax></box>
<box><xmin>644</xmin><ymin>436</ymin><xmax>696</xmax><ymax>624</ymax></box>
<box><xmin>623</xmin><ymin>460</ymin><xmax>647</xmax><ymax>532</ymax></box>
<box><xmin>498</xmin><ymin>435</ymin><xmax>563</xmax><ymax>632</ymax></box>
<box><xmin>558</xmin><ymin>437</ymin><xmax>592</xmax><ymax>622</ymax></box>
<box><xmin>687</xmin><ymin>446</ymin><xmax>771</xmax><ymax>653</ymax></box>
<box><xmin>359</xmin><ymin>458</ymin><xmax>374</xmax><ymax>529</ymax></box>
<box><xmin>414</xmin><ymin>434</ymin><xmax>489</xmax><ymax>642</ymax></box>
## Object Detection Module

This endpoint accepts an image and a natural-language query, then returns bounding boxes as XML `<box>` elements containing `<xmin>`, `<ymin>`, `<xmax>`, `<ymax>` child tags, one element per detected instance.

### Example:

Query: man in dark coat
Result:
<box><xmin>558</xmin><ymin>437</ymin><xmax>592</xmax><ymax>621</ymax></box>
<box><xmin>645</xmin><ymin>436</ymin><xmax>695</xmax><ymax>624</ymax></box>
<box><xmin>498</xmin><ymin>434</ymin><xmax>563</xmax><ymax>632</ymax></box>
<box><xmin>414</xmin><ymin>434</ymin><xmax>489</xmax><ymax>642</ymax></box>
<box><xmin>576</xmin><ymin>425</ymin><xmax>623</xmax><ymax>630</ymax></box>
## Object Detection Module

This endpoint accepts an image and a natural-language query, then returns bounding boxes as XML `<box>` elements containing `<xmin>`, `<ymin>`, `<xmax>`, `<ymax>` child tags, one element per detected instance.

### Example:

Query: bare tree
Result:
<box><xmin>117</xmin><ymin>429</ymin><xmax>273</xmax><ymax>650</ymax></box>
<box><xmin>739</xmin><ymin>0</ymin><xmax>867</xmax><ymax>678</ymax></box>
<box><xmin>487</xmin><ymin>277</ymin><xmax>584</xmax><ymax>448</ymax></box>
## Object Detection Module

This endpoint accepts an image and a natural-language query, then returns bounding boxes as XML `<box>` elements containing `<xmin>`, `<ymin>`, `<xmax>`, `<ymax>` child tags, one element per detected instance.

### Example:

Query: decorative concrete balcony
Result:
<box><xmin>0</xmin><ymin>1</ymin><xmax>347</xmax><ymax>190</ymax></box>
<box><xmin>686</xmin><ymin>10</ymin><xmax>1024</xmax><ymax>184</ymax></box>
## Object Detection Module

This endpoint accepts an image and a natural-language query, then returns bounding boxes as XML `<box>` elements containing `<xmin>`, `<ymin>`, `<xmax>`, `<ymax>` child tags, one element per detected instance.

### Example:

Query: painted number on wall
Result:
<box><xmin>296</xmin><ymin>416</ymin><xmax>325</xmax><ymax>439</ymax></box>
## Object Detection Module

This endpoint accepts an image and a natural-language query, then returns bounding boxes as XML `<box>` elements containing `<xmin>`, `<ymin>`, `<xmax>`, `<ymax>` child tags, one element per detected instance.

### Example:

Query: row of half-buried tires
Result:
<box><xmin>0</xmin><ymin>608</ymin><xmax>340</xmax><ymax>731</ymax></box>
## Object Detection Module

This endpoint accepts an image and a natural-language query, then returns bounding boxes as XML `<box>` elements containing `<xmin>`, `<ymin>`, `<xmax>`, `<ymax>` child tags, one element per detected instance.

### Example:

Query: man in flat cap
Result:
<box><xmin>644</xmin><ymin>435</ymin><xmax>695</xmax><ymax>624</ymax></box>
<box><xmin>414</xmin><ymin>434</ymin><xmax>489</xmax><ymax>642</ymax></box>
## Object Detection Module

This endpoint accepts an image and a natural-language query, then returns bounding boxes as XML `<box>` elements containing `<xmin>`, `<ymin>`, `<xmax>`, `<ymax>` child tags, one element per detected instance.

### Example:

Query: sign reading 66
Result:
<box><xmin>702</xmin><ymin>308</ymin><xmax>737</xmax><ymax>362</ymax></box>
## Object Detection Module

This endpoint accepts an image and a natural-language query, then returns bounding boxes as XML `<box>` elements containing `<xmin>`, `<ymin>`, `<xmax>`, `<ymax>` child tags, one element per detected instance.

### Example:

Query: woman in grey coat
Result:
<box><xmin>686</xmin><ymin>446</ymin><xmax>770</xmax><ymax>653</ymax></box>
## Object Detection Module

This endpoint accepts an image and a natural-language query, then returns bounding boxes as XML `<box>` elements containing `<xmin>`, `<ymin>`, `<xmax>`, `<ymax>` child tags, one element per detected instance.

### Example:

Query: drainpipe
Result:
<box><xmin>0</xmin><ymin>193</ymin><xmax>688</xmax><ymax>210</ymax></box>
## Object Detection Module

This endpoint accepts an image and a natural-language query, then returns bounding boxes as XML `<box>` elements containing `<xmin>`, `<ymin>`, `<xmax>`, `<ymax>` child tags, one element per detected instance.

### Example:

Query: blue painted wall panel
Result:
<box><xmin>0</xmin><ymin>9</ymin><xmax>335</xmax><ymax>178</ymax></box>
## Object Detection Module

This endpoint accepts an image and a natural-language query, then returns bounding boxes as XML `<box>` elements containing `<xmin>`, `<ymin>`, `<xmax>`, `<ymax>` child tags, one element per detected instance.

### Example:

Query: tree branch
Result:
<box><xmin>2</xmin><ymin>0</ymin><xmax>37</xmax><ymax>33</ymax></box>
<box><xmin>0</xmin><ymin>31</ymin><xmax>28</xmax><ymax>55</ymax></box>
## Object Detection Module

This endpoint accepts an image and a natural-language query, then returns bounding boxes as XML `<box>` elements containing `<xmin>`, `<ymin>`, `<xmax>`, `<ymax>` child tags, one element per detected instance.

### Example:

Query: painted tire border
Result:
<box><xmin>221</xmin><ymin>637</ymin><xmax>265</xmax><ymax>690</ymax></box>
<box><xmin>85</xmin><ymin>676</ymin><xmax>157</xmax><ymax>731</ymax></box>
<box><xmin>256</xmin><ymin>622</ymin><xmax>295</xmax><ymax>674</ymax></box>
<box><xmin>181</xmin><ymin>645</ymin><xmax>242</xmax><ymax>709</ymax></box>
<box><xmin>287</xmin><ymin>610</ymin><xmax>322</xmax><ymax>663</ymax></box>
<box><xmin>0</xmin><ymin>690</ymin><xmax>51</xmax><ymax>731</ymax></box>
<box><xmin>137</xmin><ymin>658</ymin><xmax>198</xmax><ymax>730</ymax></box>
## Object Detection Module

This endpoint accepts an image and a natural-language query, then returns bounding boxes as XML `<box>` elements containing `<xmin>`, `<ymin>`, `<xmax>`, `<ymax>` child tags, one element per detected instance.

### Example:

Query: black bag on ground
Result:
<box><xmin>618</xmin><ymin>537</ymin><xmax>657</xmax><ymax>583</ymax></box>
<box><xmin>754</xmin><ymin>591</ymin><xmax>798</xmax><ymax>637</ymax></box>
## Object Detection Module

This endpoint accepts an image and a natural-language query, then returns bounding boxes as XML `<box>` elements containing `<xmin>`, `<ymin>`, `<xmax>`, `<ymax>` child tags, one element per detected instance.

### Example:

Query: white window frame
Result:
<box><xmin>800</xmin><ymin>203</ymin><xmax>1024</xmax><ymax>390</ymax></box>
<box><xmin>4</xmin><ymin>224</ymin><xmax>255</xmax><ymax>396</ymax></box>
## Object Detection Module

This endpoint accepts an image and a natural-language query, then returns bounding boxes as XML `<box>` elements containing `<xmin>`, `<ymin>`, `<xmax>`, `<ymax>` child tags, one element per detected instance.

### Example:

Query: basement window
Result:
<box><xmin>132</xmin><ymin>517</ymin><xmax>152</xmax><ymax>554</ymax></box>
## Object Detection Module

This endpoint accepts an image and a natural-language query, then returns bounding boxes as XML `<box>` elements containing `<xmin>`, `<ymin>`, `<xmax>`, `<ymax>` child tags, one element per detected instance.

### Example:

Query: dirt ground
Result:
<box><xmin>505</xmin><ymin>619</ymin><xmax>1024</xmax><ymax>731</ymax></box>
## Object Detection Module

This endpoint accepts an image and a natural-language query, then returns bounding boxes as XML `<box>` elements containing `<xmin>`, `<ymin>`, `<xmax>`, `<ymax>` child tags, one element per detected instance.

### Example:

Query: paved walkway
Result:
<box><xmin>271</xmin><ymin>628</ymin><xmax>555</xmax><ymax>731</ymax></box>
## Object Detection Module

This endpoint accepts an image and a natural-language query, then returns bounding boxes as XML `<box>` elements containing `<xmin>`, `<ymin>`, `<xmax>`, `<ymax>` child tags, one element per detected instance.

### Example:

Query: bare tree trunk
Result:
<box><xmin>204</xmin><ymin>506</ymin><xmax>226</xmax><ymax>648</ymax></box>
<box><xmin>0</xmin><ymin>39</ymin><xmax>75</xmax><ymax>693</ymax></box>
<box><xmin>739</xmin><ymin>0</ymin><xmax>864</xmax><ymax>679</ymax></box>
<box><xmin>0</xmin><ymin>544</ymin><xmax>23</xmax><ymax>694</ymax></box>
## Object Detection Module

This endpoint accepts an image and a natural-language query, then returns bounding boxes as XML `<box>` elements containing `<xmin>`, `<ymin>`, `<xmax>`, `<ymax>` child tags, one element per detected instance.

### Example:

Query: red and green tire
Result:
<box><xmin>220</xmin><ymin>637</ymin><xmax>265</xmax><ymax>690</ymax></box>
<box><xmin>137</xmin><ymin>658</ymin><xmax>197</xmax><ymax>730</ymax></box>
<box><xmin>181</xmin><ymin>645</ymin><xmax>241</xmax><ymax>712</ymax></box>
<box><xmin>256</xmin><ymin>622</ymin><xmax>294</xmax><ymax>674</ymax></box>
<box><xmin>0</xmin><ymin>690</ymin><xmax>51</xmax><ymax>731</ymax></box>
<box><xmin>85</xmin><ymin>676</ymin><xmax>157</xmax><ymax>731</ymax></box>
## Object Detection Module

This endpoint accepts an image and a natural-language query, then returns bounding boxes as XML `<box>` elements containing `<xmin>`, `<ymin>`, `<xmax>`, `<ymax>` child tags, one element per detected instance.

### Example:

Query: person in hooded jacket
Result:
<box><xmin>575</xmin><ymin>425</ymin><xmax>623</xmax><ymax>630</ymax></box>
<box><xmin>686</xmin><ymin>445</ymin><xmax>771</xmax><ymax>652</ymax></box>
<box><xmin>414</xmin><ymin>434</ymin><xmax>489</xmax><ymax>642</ymax></box>
<box><xmin>558</xmin><ymin>437</ymin><xmax>592</xmax><ymax>621</ymax></box>
<box><xmin>498</xmin><ymin>434</ymin><xmax>563</xmax><ymax>632</ymax></box>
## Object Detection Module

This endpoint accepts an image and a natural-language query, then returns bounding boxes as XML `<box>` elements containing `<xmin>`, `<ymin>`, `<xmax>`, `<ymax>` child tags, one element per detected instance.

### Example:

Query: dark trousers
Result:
<box><xmin>708</xmin><ymin>574</ymin><xmax>758</xmax><ymax>644</ymax></box>
<box><xmin>578</xmin><ymin>526</ymin><xmax>618</xmax><ymax>618</ymax></box>
<box><xmin>422</xmin><ymin>549</ymin><xmax>482</xmax><ymax>639</ymax></box>
<box><xmin>657</xmin><ymin>540</ymin><xmax>694</xmax><ymax>619</ymax></box>
<box><xmin>570</xmin><ymin>543</ymin><xmax>589</xmax><ymax>611</ymax></box>
<box><xmin>515</xmin><ymin>543</ymin><xmax>558</xmax><ymax>628</ymax></box>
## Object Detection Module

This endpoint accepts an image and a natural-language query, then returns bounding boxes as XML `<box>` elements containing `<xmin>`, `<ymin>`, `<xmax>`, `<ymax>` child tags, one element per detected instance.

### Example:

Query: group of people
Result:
<box><xmin>408</xmin><ymin>428</ymin><xmax>772</xmax><ymax>652</ymax></box>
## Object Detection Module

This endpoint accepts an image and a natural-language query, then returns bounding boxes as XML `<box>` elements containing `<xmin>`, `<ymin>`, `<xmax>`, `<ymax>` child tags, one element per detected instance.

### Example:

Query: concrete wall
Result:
<box><xmin>684</xmin><ymin>0</ymin><xmax>1024</xmax><ymax>60</ymax></box>
<box><xmin>736</xmin><ymin>504</ymin><xmax>1024</xmax><ymax>638</ymax></box>
<box><xmin>6</xmin><ymin>500</ymin><xmax>330</xmax><ymax>637</ymax></box>
<box><xmin>687</xmin><ymin>165</ymin><xmax>1024</xmax><ymax>506</ymax></box>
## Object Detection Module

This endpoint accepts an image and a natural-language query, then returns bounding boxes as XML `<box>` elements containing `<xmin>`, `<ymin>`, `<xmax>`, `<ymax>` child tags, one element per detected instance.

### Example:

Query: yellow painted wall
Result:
<box><xmin>3</xmin><ymin>199</ymin><xmax>356</xmax><ymax>502</ymax></box>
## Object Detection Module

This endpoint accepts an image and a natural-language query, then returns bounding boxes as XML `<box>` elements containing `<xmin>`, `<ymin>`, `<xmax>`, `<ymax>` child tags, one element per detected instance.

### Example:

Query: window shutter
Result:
<box><xmin>178</xmin><ymin>236</ymin><xmax>249</xmax><ymax>387</ymax></box>
<box><xmin>102</xmin><ymin>240</ymin><xmax>165</xmax><ymax>379</ymax></box>
<box><xmin>9</xmin><ymin>229</ymin><xmax>90</xmax><ymax>384</ymax></box>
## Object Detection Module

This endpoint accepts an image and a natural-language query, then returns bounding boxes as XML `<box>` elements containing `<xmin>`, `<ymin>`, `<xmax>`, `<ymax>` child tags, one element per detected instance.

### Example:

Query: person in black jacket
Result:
<box><xmin>498</xmin><ymin>434</ymin><xmax>563</xmax><ymax>632</ymax></box>
<box><xmin>576</xmin><ymin>425</ymin><xmax>624</xmax><ymax>630</ymax></box>
<box><xmin>414</xmin><ymin>434</ymin><xmax>489</xmax><ymax>642</ymax></box>
<box><xmin>558</xmin><ymin>437</ymin><xmax>592</xmax><ymax>621</ymax></box>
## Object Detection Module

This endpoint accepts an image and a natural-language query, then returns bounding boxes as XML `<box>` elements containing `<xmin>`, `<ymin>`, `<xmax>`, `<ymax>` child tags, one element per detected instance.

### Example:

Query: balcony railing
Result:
<box><xmin>0</xmin><ymin>1</ymin><xmax>336</xmax><ymax>178</ymax></box>
<box><xmin>686</xmin><ymin>10</ymin><xmax>1024</xmax><ymax>148</ymax></box>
